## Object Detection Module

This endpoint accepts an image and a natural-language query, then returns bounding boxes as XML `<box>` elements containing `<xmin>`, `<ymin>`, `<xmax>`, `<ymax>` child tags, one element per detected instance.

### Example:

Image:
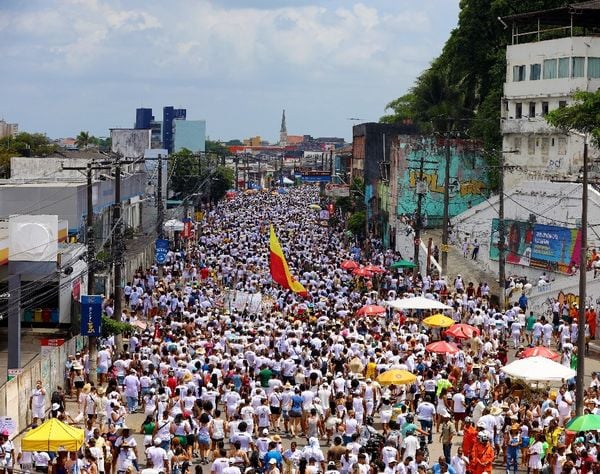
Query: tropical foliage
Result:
<box><xmin>545</xmin><ymin>90</ymin><xmax>600</xmax><ymax>146</ymax></box>
<box><xmin>0</xmin><ymin>132</ymin><xmax>57</xmax><ymax>177</ymax></box>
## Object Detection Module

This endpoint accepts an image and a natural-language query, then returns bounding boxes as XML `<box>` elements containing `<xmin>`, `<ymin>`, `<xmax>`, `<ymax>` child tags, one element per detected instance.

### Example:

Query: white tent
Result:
<box><xmin>386</xmin><ymin>296</ymin><xmax>452</xmax><ymax>311</ymax></box>
<box><xmin>164</xmin><ymin>219</ymin><xmax>184</xmax><ymax>232</ymax></box>
<box><xmin>500</xmin><ymin>356</ymin><xmax>576</xmax><ymax>382</ymax></box>
<box><xmin>282</xmin><ymin>177</ymin><xmax>294</xmax><ymax>185</ymax></box>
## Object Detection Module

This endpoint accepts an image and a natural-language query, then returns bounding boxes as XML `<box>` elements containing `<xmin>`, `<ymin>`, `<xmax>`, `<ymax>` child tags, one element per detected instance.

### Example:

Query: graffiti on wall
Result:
<box><xmin>407</xmin><ymin>170</ymin><xmax>486</xmax><ymax>197</ymax></box>
<box><xmin>395</xmin><ymin>141</ymin><xmax>489</xmax><ymax>221</ymax></box>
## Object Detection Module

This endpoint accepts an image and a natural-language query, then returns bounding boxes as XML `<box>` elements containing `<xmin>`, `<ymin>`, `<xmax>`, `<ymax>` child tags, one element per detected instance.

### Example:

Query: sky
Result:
<box><xmin>0</xmin><ymin>0</ymin><xmax>460</xmax><ymax>143</ymax></box>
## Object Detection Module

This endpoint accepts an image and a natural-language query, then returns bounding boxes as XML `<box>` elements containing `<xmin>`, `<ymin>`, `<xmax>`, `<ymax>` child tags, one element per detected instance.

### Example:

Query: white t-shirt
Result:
<box><xmin>416</xmin><ymin>402</ymin><xmax>435</xmax><ymax>421</ymax></box>
<box><xmin>401</xmin><ymin>436</ymin><xmax>419</xmax><ymax>460</ymax></box>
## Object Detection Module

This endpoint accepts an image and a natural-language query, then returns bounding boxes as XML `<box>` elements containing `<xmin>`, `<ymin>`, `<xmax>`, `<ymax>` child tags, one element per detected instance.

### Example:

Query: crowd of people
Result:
<box><xmin>9</xmin><ymin>185</ymin><xmax>600</xmax><ymax>474</ymax></box>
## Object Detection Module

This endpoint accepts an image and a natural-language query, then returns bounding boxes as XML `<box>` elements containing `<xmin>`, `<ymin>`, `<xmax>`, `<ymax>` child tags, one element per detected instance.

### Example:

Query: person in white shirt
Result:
<box><xmin>416</xmin><ymin>396</ymin><xmax>435</xmax><ymax>444</ymax></box>
<box><xmin>401</xmin><ymin>429</ymin><xmax>419</xmax><ymax>461</ymax></box>
<box><xmin>30</xmin><ymin>380</ymin><xmax>46</xmax><ymax>424</ymax></box>
<box><xmin>145</xmin><ymin>438</ymin><xmax>169</xmax><ymax>473</ymax></box>
<box><xmin>123</xmin><ymin>370</ymin><xmax>141</xmax><ymax>413</ymax></box>
<box><xmin>450</xmin><ymin>447</ymin><xmax>468</xmax><ymax>474</ymax></box>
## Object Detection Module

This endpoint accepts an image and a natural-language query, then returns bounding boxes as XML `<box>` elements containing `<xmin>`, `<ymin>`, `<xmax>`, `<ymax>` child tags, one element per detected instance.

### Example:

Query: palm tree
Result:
<box><xmin>75</xmin><ymin>131</ymin><xmax>91</xmax><ymax>149</ymax></box>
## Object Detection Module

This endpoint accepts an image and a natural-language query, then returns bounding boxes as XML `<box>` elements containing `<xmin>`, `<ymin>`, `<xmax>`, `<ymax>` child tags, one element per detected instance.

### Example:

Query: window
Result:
<box><xmin>513</xmin><ymin>65</ymin><xmax>526</xmax><ymax>81</ymax></box>
<box><xmin>515</xmin><ymin>102</ymin><xmax>523</xmax><ymax>119</ymax></box>
<box><xmin>558</xmin><ymin>138</ymin><xmax>567</xmax><ymax>155</ymax></box>
<box><xmin>541</xmin><ymin>138</ymin><xmax>550</xmax><ymax>156</ymax></box>
<box><xmin>529</xmin><ymin>102</ymin><xmax>536</xmax><ymax>117</ymax></box>
<box><xmin>572</xmin><ymin>57</ymin><xmax>585</xmax><ymax>77</ymax></box>
<box><xmin>543</xmin><ymin>59</ymin><xmax>557</xmax><ymax>79</ymax></box>
<box><xmin>559</xmin><ymin>100</ymin><xmax>567</xmax><ymax>108</ymax></box>
<box><xmin>530</xmin><ymin>63</ymin><xmax>541</xmax><ymax>80</ymax></box>
<box><xmin>588</xmin><ymin>58</ymin><xmax>600</xmax><ymax>78</ymax></box>
<box><xmin>558</xmin><ymin>58</ymin><xmax>569</xmax><ymax>78</ymax></box>
<box><xmin>513</xmin><ymin>137</ymin><xmax>522</xmax><ymax>153</ymax></box>
<box><xmin>542</xmin><ymin>102</ymin><xmax>549</xmax><ymax>116</ymax></box>
<box><xmin>528</xmin><ymin>136</ymin><xmax>536</xmax><ymax>154</ymax></box>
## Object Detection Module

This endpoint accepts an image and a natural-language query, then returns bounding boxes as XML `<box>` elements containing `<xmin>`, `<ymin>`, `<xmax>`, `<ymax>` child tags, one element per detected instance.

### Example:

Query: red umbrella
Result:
<box><xmin>353</xmin><ymin>267</ymin><xmax>374</xmax><ymax>278</ymax></box>
<box><xmin>356</xmin><ymin>305</ymin><xmax>386</xmax><ymax>317</ymax></box>
<box><xmin>520</xmin><ymin>346</ymin><xmax>560</xmax><ymax>361</ymax></box>
<box><xmin>341</xmin><ymin>260</ymin><xmax>359</xmax><ymax>270</ymax></box>
<box><xmin>364</xmin><ymin>264</ymin><xmax>386</xmax><ymax>274</ymax></box>
<box><xmin>445</xmin><ymin>323</ymin><xmax>480</xmax><ymax>339</ymax></box>
<box><xmin>426</xmin><ymin>341</ymin><xmax>460</xmax><ymax>354</ymax></box>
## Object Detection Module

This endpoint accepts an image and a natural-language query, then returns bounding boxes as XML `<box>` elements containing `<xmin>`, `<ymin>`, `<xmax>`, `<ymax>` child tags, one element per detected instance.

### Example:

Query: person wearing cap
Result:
<box><xmin>0</xmin><ymin>431</ymin><xmax>15</xmax><ymax>474</ymax></box>
<box><xmin>470</xmin><ymin>431</ymin><xmax>494</xmax><ymax>474</ymax></box>
<box><xmin>145</xmin><ymin>438</ymin><xmax>169</xmax><ymax>474</ymax></box>
<box><xmin>439</xmin><ymin>413</ymin><xmax>456</xmax><ymax>463</ymax></box>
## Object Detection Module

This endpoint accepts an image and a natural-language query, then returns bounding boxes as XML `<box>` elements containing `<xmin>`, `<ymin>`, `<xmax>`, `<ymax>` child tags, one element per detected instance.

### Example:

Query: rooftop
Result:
<box><xmin>503</xmin><ymin>1</ymin><xmax>600</xmax><ymax>44</ymax></box>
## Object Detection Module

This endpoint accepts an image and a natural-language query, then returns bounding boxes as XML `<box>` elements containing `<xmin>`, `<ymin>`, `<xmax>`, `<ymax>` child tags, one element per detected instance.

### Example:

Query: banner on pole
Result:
<box><xmin>155</xmin><ymin>238</ymin><xmax>169</xmax><ymax>264</ymax></box>
<box><xmin>80</xmin><ymin>295</ymin><xmax>102</xmax><ymax>336</ymax></box>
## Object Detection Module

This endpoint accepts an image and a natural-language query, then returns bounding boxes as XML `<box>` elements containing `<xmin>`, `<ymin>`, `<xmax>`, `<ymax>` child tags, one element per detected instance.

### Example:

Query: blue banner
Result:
<box><xmin>81</xmin><ymin>295</ymin><xmax>102</xmax><ymax>337</ymax></box>
<box><xmin>155</xmin><ymin>238</ymin><xmax>169</xmax><ymax>264</ymax></box>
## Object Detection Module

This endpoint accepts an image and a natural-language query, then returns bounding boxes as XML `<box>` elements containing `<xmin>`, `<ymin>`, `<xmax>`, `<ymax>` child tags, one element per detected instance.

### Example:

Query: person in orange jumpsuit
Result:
<box><xmin>586</xmin><ymin>307</ymin><xmax>597</xmax><ymax>339</ymax></box>
<box><xmin>470</xmin><ymin>431</ymin><xmax>495</xmax><ymax>474</ymax></box>
<box><xmin>462</xmin><ymin>417</ymin><xmax>478</xmax><ymax>459</ymax></box>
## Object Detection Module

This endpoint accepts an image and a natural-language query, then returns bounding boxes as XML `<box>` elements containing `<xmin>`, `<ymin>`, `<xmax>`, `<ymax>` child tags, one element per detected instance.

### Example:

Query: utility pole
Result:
<box><xmin>409</xmin><ymin>152</ymin><xmax>437</xmax><ymax>276</ymax></box>
<box><xmin>156</xmin><ymin>154</ymin><xmax>164</xmax><ymax>239</ymax></box>
<box><xmin>62</xmin><ymin>160</ymin><xmax>110</xmax><ymax>384</ymax></box>
<box><xmin>280</xmin><ymin>153</ymin><xmax>284</xmax><ymax>187</ymax></box>
<box><xmin>498</xmin><ymin>150</ymin><xmax>506</xmax><ymax>311</ymax></box>
<box><xmin>235</xmin><ymin>157</ymin><xmax>239</xmax><ymax>191</ymax></box>
<box><xmin>576</xmin><ymin>136</ymin><xmax>589</xmax><ymax>416</ymax></box>
<box><xmin>441</xmin><ymin>134</ymin><xmax>451</xmax><ymax>276</ymax></box>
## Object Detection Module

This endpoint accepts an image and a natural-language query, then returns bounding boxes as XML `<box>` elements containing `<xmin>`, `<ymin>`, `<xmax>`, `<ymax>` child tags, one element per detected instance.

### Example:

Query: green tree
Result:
<box><xmin>208</xmin><ymin>166</ymin><xmax>234</xmax><ymax>203</ymax></box>
<box><xmin>380</xmin><ymin>93</ymin><xmax>417</xmax><ymax>125</ymax></box>
<box><xmin>170</xmin><ymin>148</ymin><xmax>201</xmax><ymax>196</ymax></box>
<box><xmin>347</xmin><ymin>211</ymin><xmax>366</xmax><ymax>237</ymax></box>
<box><xmin>0</xmin><ymin>132</ymin><xmax>57</xmax><ymax>177</ymax></box>
<box><xmin>545</xmin><ymin>90</ymin><xmax>600</xmax><ymax>146</ymax></box>
<box><xmin>75</xmin><ymin>131</ymin><xmax>92</xmax><ymax>149</ymax></box>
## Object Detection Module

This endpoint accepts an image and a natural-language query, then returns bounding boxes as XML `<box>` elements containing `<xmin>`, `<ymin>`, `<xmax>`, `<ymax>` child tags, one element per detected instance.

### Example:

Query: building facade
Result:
<box><xmin>0</xmin><ymin>120</ymin><xmax>18</xmax><ymax>139</ymax></box>
<box><xmin>173</xmin><ymin>120</ymin><xmax>206</xmax><ymax>153</ymax></box>
<box><xmin>163</xmin><ymin>106</ymin><xmax>187</xmax><ymax>153</ymax></box>
<box><xmin>135</xmin><ymin>108</ymin><xmax>154</xmax><ymax>130</ymax></box>
<box><xmin>502</xmin><ymin>5</ymin><xmax>600</xmax><ymax>188</ymax></box>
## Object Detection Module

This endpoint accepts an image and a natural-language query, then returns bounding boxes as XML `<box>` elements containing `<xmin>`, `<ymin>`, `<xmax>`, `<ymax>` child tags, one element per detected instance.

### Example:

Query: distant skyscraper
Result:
<box><xmin>163</xmin><ymin>106</ymin><xmax>187</xmax><ymax>153</ymax></box>
<box><xmin>135</xmin><ymin>108</ymin><xmax>154</xmax><ymax>129</ymax></box>
<box><xmin>280</xmin><ymin>109</ymin><xmax>288</xmax><ymax>146</ymax></box>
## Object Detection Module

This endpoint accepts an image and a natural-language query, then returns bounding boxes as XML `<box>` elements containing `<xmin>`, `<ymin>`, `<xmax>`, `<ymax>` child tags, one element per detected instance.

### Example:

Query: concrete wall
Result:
<box><xmin>0</xmin><ymin>336</ymin><xmax>84</xmax><ymax>435</ymax></box>
<box><xmin>451</xmin><ymin>180</ymin><xmax>600</xmax><ymax>281</ymax></box>
<box><xmin>392</xmin><ymin>138</ymin><xmax>489</xmax><ymax>227</ymax></box>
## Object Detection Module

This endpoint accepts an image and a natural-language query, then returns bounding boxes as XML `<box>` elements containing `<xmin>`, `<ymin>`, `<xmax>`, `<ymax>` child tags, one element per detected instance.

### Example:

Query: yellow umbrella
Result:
<box><xmin>376</xmin><ymin>369</ymin><xmax>417</xmax><ymax>386</ymax></box>
<box><xmin>422</xmin><ymin>313</ymin><xmax>455</xmax><ymax>328</ymax></box>
<box><xmin>308</xmin><ymin>204</ymin><xmax>321</xmax><ymax>210</ymax></box>
<box><xmin>21</xmin><ymin>418</ymin><xmax>84</xmax><ymax>452</ymax></box>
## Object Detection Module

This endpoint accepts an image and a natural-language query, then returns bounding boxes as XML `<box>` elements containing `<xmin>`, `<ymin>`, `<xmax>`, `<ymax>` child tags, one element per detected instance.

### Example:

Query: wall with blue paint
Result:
<box><xmin>394</xmin><ymin>138</ymin><xmax>489</xmax><ymax>226</ymax></box>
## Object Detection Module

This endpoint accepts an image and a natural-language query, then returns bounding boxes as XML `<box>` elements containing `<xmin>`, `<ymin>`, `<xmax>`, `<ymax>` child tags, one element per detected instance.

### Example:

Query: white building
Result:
<box><xmin>502</xmin><ymin>3</ymin><xmax>600</xmax><ymax>188</ymax></box>
<box><xmin>0</xmin><ymin>120</ymin><xmax>18</xmax><ymax>139</ymax></box>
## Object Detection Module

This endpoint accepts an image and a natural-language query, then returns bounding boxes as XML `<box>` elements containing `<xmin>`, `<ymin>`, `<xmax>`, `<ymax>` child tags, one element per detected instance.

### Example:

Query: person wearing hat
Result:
<box><xmin>0</xmin><ymin>431</ymin><xmax>15</xmax><ymax>473</ymax></box>
<box><xmin>115</xmin><ymin>426</ymin><xmax>138</xmax><ymax>471</ymax></box>
<box><xmin>461</xmin><ymin>417</ymin><xmax>477</xmax><ymax>459</ymax></box>
<box><xmin>470</xmin><ymin>431</ymin><xmax>494</xmax><ymax>474</ymax></box>
<box><xmin>505</xmin><ymin>423</ymin><xmax>521</xmax><ymax>474</ymax></box>
<box><xmin>325</xmin><ymin>460</ymin><xmax>340</xmax><ymax>474</ymax></box>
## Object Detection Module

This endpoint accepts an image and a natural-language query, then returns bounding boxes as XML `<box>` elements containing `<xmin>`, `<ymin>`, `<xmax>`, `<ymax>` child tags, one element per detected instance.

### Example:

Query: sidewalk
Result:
<box><xmin>422</xmin><ymin>228</ymin><xmax>500</xmax><ymax>296</ymax></box>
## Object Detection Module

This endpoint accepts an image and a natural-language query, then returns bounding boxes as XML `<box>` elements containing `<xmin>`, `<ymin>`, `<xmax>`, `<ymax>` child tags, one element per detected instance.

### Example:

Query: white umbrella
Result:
<box><xmin>164</xmin><ymin>219</ymin><xmax>184</xmax><ymax>231</ymax></box>
<box><xmin>386</xmin><ymin>296</ymin><xmax>452</xmax><ymax>311</ymax></box>
<box><xmin>500</xmin><ymin>356</ymin><xmax>576</xmax><ymax>382</ymax></box>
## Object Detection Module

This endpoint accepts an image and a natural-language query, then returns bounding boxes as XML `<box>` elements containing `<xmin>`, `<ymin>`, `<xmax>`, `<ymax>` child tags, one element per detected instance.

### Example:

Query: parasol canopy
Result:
<box><xmin>422</xmin><ymin>314</ymin><xmax>455</xmax><ymax>328</ymax></box>
<box><xmin>500</xmin><ymin>356</ymin><xmax>576</xmax><ymax>382</ymax></box>
<box><xmin>356</xmin><ymin>305</ymin><xmax>387</xmax><ymax>317</ymax></box>
<box><xmin>353</xmin><ymin>267</ymin><xmax>373</xmax><ymax>278</ymax></box>
<box><xmin>308</xmin><ymin>204</ymin><xmax>321</xmax><ymax>210</ymax></box>
<box><xmin>444</xmin><ymin>323</ymin><xmax>480</xmax><ymax>339</ymax></box>
<box><xmin>363</xmin><ymin>264</ymin><xmax>386</xmax><ymax>274</ymax></box>
<box><xmin>390</xmin><ymin>260</ymin><xmax>416</xmax><ymax>269</ymax></box>
<box><xmin>340</xmin><ymin>260</ymin><xmax>359</xmax><ymax>270</ymax></box>
<box><xmin>21</xmin><ymin>418</ymin><xmax>85</xmax><ymax>452</ymax></box>
<box><xmin>387</xmin><ymin>296</ymin><xmax>452</xmax><ymax>311</ymax></box>
<box><xmin>426</xmin><ymin>341</ymin><xmax>460</xmax><ymax>354</ymax></box>
<box><xmin>566</xmin><ymin>414</ymin><xmax>600</xmax><ymax>432</ymax></box>
<box><xmin>376</xmin><ymin>369</ymin><xmax>417</xmax><ymax>386</ymax></box>
<box><xmin>520</xmin><ymin>346</ymin><xmax>560</xmax><ymax>361</ymax></box>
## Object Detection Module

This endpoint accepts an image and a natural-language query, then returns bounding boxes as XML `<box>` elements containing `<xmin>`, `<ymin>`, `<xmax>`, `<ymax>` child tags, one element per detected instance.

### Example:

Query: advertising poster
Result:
<box><xmin>490</xmin><ymin>219</ymin><xmax>581</xmax><ymax>274</ymax></box>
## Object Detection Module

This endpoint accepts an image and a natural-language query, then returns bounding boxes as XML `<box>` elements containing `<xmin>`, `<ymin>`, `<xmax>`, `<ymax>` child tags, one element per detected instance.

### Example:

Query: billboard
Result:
<box><xmin>490</xmin><ymin>219</ymin><xmax>581</xmax><ymax>274</ymax></box>
<box><xmin>111</xmin><ymin>129</ymin><xmax>151</xmax><ymax>158</ymax></box>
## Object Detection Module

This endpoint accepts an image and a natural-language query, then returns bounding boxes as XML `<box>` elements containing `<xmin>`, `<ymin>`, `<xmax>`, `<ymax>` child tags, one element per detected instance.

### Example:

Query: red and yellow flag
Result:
<box><xmin>269</xmin><ymin>224</ymin><xmax>308</xmax><ymax>297</ymax></box>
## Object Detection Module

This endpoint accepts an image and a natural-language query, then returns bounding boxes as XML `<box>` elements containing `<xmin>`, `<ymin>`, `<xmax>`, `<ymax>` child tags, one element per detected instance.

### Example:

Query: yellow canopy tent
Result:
<box><xmin>21</xmin><ymin>418</ymin><xmax>84</xmax><ymax>452</ymax></box>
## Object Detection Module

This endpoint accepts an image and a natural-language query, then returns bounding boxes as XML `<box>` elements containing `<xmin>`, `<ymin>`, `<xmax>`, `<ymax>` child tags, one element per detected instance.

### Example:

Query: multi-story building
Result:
<box><xmin>135</xmin><ymin>108</ymin><xmax>154</xmax><ymax>130</ymax></box>
<box><xmin>173</xmin><ymin>120</ymin><xmax>206</xmax><ymax>153</ymax></box>
<box><xmin>163</xmin><ymin>106</ymin><xmax>186</xmax><ymax>153</ymax></box>
<box><xmin>0</xmin><ymin>120</ymin><xmax>18</xmax><ymax>139</ymax></box>
<box><xmin>501</xmin><ymin>2</ymin><xmax>600</xmax><ymax>188</ymax></box>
